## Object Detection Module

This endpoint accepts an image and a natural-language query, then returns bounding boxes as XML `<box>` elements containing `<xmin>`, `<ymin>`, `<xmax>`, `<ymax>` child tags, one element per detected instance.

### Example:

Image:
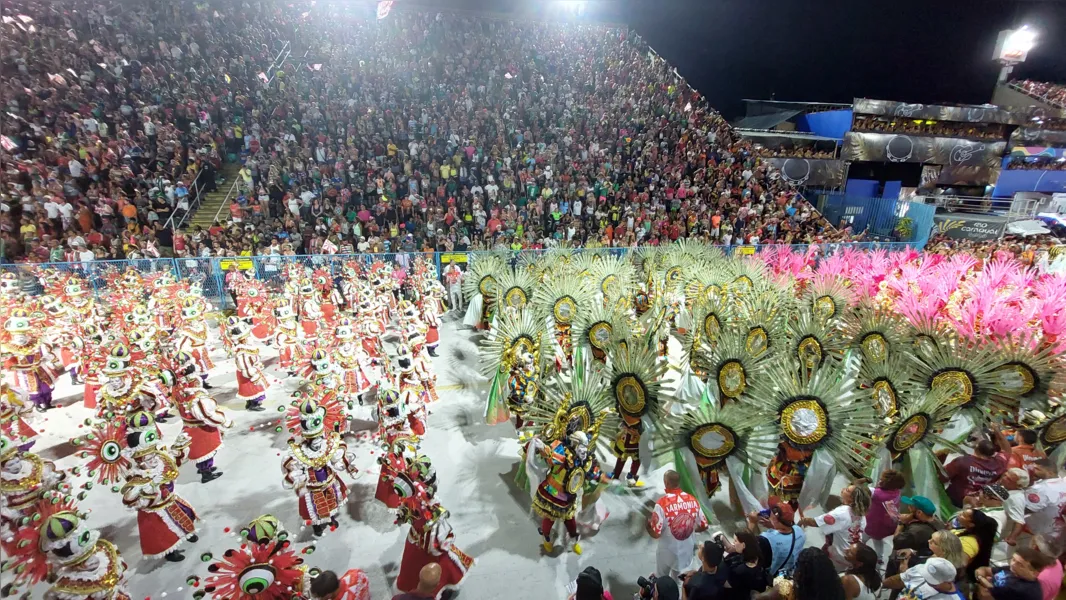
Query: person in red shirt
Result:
<box><xmin>1008</xmin><ymin>430</ymin><xmax>1047</xmax><ymax>478</ymax></box>
<box><xmin>647</xmin><ymin>470</ymin><xmax>709</xmax><ymax>578</ymax></box>
<box><xmin>309</xmin><ymin>568</ymin><xmax>371</xmax><ymax>600</ymax></box>
<box><xmin>941</xmin><ymin>430</ymin><xmax>1011</xmax><ymax>508</ymax></box>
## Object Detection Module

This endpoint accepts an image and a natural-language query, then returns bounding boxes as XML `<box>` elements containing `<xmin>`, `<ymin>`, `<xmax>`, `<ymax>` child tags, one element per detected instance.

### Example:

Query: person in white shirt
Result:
<box><xmin>799</xmin><ymin>483</ymin><xmax>871</xmax><ymax>571</ymax></box>
<box><xmin>78</xmin><ymin>245</ymin><xmax>94</xmax><ymax>264</ymax></box>
<box><xmin>1023</xmin><ymin>460</ymin><xmax>1066</xmax><ymax>542</ymax></box>
<box><xmin>68</xmin><ymin>159</ymin><xmax>84</xmax><ymax>178</ymax></box>
<box><xmin>43</xmin><ymin>199</ymin><xmax>61</xmax><ymax>220</ymax></box>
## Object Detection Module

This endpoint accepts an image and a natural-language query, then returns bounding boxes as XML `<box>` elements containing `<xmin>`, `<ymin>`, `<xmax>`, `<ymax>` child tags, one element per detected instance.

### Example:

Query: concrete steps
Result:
<box><xmin>187</xmin><ymin>163</ymin><xmax>243</xmax><ymax>228</ymax></box>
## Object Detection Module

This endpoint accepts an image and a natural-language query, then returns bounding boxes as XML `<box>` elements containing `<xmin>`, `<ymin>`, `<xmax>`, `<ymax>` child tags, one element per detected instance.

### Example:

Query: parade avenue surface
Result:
<box><xmin>22</xmin><ymin>315</ymin><xmax>835</xmax><ymax>600</ymax></box>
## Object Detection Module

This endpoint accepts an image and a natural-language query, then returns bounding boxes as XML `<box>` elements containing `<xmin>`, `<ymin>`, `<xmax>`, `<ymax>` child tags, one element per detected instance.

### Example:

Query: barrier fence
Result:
<box><xmin>1</xmin><ymin>242</ymin><xmax>923</xmax><ymax>309</ymax></box>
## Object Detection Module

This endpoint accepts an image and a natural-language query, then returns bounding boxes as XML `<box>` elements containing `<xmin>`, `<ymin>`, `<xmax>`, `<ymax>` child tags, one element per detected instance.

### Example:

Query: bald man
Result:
<box><xmin>392</xmin><ymin>563</ymin><xmax>442</xmax><ymax>600</ymax></box>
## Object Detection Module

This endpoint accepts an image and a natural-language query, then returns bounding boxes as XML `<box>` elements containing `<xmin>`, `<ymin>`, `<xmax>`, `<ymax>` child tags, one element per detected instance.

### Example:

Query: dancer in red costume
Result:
<box><xmin>119</xmin><ymin>410</ymin><xmax>201</xmax><ymax>561</ymax></box>
<box><xmin>231</xmin><ymin>320</ymin><xmax>269</xmax><ymax>411</ymax></box>
<box><xmin>173</xmin><ymin>352</ymin><xmax>231</xmax><ymax>483</ymax></box>
<box><xmin>274</xmin><ymin>304</ymin><xmax>301</xmax><ymax>377</ymax></box>
<box><xmin>394</xmin><ymin>473</ymin><xmax>475</xmax><ymax>599</ymax></box>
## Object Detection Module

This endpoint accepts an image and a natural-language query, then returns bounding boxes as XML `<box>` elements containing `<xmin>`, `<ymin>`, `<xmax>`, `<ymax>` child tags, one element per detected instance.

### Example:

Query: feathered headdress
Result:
<box><xmin>479</xmin><ymin>309</ymin><xmax>547</xmax><ymax>425</ymax></box>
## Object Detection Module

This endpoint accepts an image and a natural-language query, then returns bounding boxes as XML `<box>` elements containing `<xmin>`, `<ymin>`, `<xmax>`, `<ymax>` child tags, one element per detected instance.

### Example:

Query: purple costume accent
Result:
<box><xmin>196</xmin><ymin>458</ymin><xmax>215</xmax><ymax>473</ymax></box>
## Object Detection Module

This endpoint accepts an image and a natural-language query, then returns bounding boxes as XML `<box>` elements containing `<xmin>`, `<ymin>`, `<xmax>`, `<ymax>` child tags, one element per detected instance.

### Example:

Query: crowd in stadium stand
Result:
<box><xmin>851</xmin><ymin>115</ymin><xmax>1008</xmax><ymax>141</ymax></box>
<box><xmin>753</xmin><ymin>146</ymin><xmax>837</xmax><ymax>159</ymax></box>
<box><xmin>0</xmin><ymin>0</ymin><xmax>869</xmax><ymax>264</ymax></box>
<box><xmin>1014</xmin><ymin>79</ymin><xmax>1066</xmax><ymax>109</ymax></box>
<box><xmin>1005</xmin><ymin>156</ymin><xmax>1066</xmax><ymax>171</ymax></box>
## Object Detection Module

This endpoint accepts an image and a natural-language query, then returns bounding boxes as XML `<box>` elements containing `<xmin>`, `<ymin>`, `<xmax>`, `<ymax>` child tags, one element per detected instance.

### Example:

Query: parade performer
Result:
<box><xmin>333</xmin><ymin>318</ymin><xmax>377</xmax><ymax>404</ymax></box>
<box><xmin>462</xmin><ymin>254</ymin><xmax>505</xmax><ymax>330</ymax></box>
<box><xmin>281</xmin><ymin>396</ymin><xmax>360</xmax><ymax>536</ymax></box>
<box><xmin>298</xmin><ymin>280</ymin><xmax>323</xmax><ymax>338</ymax></box>
<box><xmin>395</xmin><ymin>345</ymin><xmax>430</xmax><ymax>433</ymax></box>
<box><xmin>174</xmin><ymin>298</ymin><xmax>214</xmax><ymax>375</ymax></box>
<box><xmin>236</xmin><ymin>279</ymin><xmax>275</xmax><ymax>341</ymax></box>
<box><xmin>98</xmin><ymin>344</ymin><xmax>169</xmax><ymax>419</ymax></box>
<box><xmin>274</xmin><ymin>304</ymin><xmax>301</xmax><ymax>377</ymax></box>
<box><xmin>174</xmin><ymin>355</ymin><xmax>231</xmax><ymax>483</ymax></box>
<box><xmin>315</xmin><ymin>268</ymin><xmax>342</xmax><ymax>324</ymax></box>
<box><xmin>0</xmin><ymin>382</ymin><xmax>37</xmax><ymax>450</ymax></box>
<box><xmin>355</xmin><ymin>297</ymin><xmax>385</xmax><ymax>359</ymax></box>
<box><xmin>480</xmin><ymin>310</ymin><xmax>547</xmax><ymax>432</ymax></box>
<box><xmin>78</xmin><ymin>324</ymin><xmax>107</xmax><ymax>409</ymax></box>
<box><xmin>533</xmin><ymin>275</ymin><xmax>592</xmax><ymax>371</ymax></box>
<box><xmin>607</xmin><ymin>343</ymin><xmax>667</xmax><ymax>488</ymax></box>
<box><xmin>0</xmin><ymin>434</ymin><xmax>68</xmax><ymax>542</ymax></box>
<box><xmin>525</xmin><ymin>370</ymin><xmax>613</xmax><ymax>556</ymax></box>
<box><xmin>394</xmin><ymin>472</ymin><xmax>475</xmax><ymax>598</ymax></box>
<box><xmin>406</xmin><ymin>329</ymin><xmax>439</xmax><ymax>403</ymax></box>
<box><xmin>376</xmin><ymin>434</ymin><xmax>423</xmax><ymax>509</ymax></box>
<box><xmin>3</xmin><ymin>492</ymin><xmax>131</xmax><ymax>600</ymax></box>
<box><xmin>1</xmin><ymin>309</ymin><xmax>58</xmax><ymax>412</ymax></box>
<box><xmin>377</xmin><ymin>381</ymin><xmax>425</xmax><ymax>443</ymax></box>
<box><xmin>418</xmin><ymin>281</ymin><xmax>446</xmax><ymax>357</ymax></box>
<box><xmin>120</xmin><ymin>410</ymin><xmax>201</xmax><ymax>562</ymax></box>
<box><xmin>231</xmin><ymin>320</ymin><xmax>269</xmax><ymax>411</ymax></box>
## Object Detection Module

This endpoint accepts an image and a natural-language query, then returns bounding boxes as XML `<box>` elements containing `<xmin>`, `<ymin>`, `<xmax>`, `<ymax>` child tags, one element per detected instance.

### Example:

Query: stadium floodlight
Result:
<box><xmin>554</xmin><ymin>1</ymin><xmax>588</xmax><ymax>17</ymax></box>
<box><xmin>993</xmin><ymin>25</ymin><xmax>1036</xmax><ymax>85</ymax></box>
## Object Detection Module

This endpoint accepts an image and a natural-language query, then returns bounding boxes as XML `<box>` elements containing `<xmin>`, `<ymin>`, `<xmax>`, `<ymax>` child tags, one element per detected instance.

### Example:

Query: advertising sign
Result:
<box><xmin>932</xmin><ymin>214</ymin><xmax>1007</xmax><ymax>241</ymax></box>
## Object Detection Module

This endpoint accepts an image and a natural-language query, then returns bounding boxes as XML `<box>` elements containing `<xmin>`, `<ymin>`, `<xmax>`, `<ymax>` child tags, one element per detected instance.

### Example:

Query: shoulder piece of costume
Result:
<box><xmin>843</xmin><ymin>305</ymin><xmax>906</xmax><ymax>370</ymax></box>
<box><xmin>1036</xmin><ymin>403</ymin><xmax>1066</xmax><ymax>463</ymax></box>
<box><xmin>984</xmin><ymin>333</ymin><xmax>1058</xmax><ymax>412</ymax></box>
<box><xmin>608</xmin><ymin>343</ymin><xmax>668</xmax><ymax>427</ymax></box>
<box><xmin>786</xmin><ymin>307</ymin><xmax>847</xmax><ymax>374</ymax></box>
<box><xmin>747</xmin><ymin>359</ymin><xmax>881</xmax><ymax>478</ymax></box>
<box><xmin>285</xmin><ymin>389</ymin><xmax>347</xmax><ymax>437</ymax></box>
<box><xmin>532</xmin><ymin>273</ymin><xmax>593</xmax><ymax>328</ymax></box>
<box><xmin>201</xmin><ymin>541</ymin><xmax>307</xmax><ymax>599</ymax></box>
<box><xmin>461</xmin><ymin>254</ymin><xmax>507</xmax><ymax>301</ymax></box>
<box><xmin>494</xmin><ymin>268</ymin><xmax>538</xmax><ymax>313</ymax></box>
<box><xmin>527</xmin><ymin>358</ymin><xmax>615</xmax><ymax>451</ymax></box>
<box><xmin>725</xmin><ymin>258</ymin><xmax>769</xmax><ymax>298</ymax></box>
<box><xmin>3</xmin><ymin>492</ymin><xmax>95</xmax><ymax>592</ymax></box>
<box><xmin>587</xmin><ymin>254</ymin><xmax>636</xmax><ymax>303</ymax></box>
<box><xmin>803</xmin><ymin>274</ymin><xmax>854</xmax><ymax>323</ymax></box>
<box><xmin>879</xmin><ymin>387</ymin><xmax>960</xmax><ymax>461</ymax></box>
<box><xmin>908</xmin><ymin>338</ymin><xmax>1015</xmax><ymax>422</ymax></box>
<box><xmin>857</xmin><ymin>352</ymin><xmax>920</xmax><ymax>419</ymax></box>
<box><xmin>573</xmin><ymin>304</ymin><xmax>632</xmax><ymax>358</ymax></box>
<box><xmin>71</xmin><ymin>420</ymin><xmax>131</xmax><ymax>485</ymax></box>
<box><xmin>733</xmin><ymin>289</ymin><xmax>789</xmax><ymax>360</ymax></box>
<box><xmin>699</xmin><ymin>329</ymin><xmax>771</xmax><ymax>404</ymax></box>
<box><xmin>652</xmin><ymin>385</ymin><xmax>777</xmax><ymax>508</ymax></box>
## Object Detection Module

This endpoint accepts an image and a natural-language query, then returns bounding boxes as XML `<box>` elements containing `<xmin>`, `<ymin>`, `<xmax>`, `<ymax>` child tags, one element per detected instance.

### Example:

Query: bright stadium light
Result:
<box><xmin>993</xmin><ymin>25</ymin><xmax>1037</xmax><ymax>84</ymax></box>
<box><xmin>554</xmin><ymin>1</ymin><xmax>588</xmax><ymax>17</ymax></box>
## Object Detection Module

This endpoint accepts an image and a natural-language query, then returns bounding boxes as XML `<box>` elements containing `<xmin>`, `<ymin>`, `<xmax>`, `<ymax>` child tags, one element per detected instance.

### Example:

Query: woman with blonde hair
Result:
<box><xmin>882</xmin><ymin>530</ymin><xmax>967</xmax><ymax>592</ymax></box>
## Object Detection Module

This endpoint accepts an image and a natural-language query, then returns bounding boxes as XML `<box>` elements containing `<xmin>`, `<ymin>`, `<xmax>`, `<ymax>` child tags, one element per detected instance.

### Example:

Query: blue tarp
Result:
<box><xmin>796</xmin><ymin>110</ymin><xmax>852</xmax><ymax>140</ymax></box>
<box><xmin>992</xmin><ymin>170</ymin><xmax>1066</xmax><ymax>198</ymax></box>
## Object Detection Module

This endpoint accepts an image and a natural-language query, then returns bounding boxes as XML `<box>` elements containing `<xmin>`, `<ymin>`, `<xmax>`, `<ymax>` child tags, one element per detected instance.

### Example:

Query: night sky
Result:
<box><xmin>402</xmin><ymin>0</ymin><xmax>1066</xmax><ymax>119</ymax></box>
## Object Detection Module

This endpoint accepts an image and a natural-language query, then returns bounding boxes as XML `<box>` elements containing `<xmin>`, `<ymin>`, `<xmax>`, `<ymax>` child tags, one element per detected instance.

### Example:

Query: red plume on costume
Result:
<box><xmin>203</xmin><ymin>541</ymin><xmax>304</xmax><ymax>600</ymax></box>
<box><xmin>72</xmin><ymin>420</ymin><xmax>131</xmax><ymax>485</ymax></box>
<box><xmin>1</xmin><ymin>493</ymin><xmax>80</xmax><ymax>591</ymax></box>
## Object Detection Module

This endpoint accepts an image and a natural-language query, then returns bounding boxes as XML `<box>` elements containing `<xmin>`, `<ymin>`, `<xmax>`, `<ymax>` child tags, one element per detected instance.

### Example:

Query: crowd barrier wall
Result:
<box><xmin>0</xmin><ymin>243</ymin><xmax>923</xmax><ymax>309</ymax></box>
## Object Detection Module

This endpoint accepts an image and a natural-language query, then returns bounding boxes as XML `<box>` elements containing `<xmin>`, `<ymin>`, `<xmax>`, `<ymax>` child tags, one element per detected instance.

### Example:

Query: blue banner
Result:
<box><xmin>993</xmin><ymin>170</ymin><xmax>1066</xmax><ymax>198</ymax></box>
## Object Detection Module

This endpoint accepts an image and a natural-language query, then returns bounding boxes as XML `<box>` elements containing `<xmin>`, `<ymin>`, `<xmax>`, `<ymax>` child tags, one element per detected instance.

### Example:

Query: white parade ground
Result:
<box><xmin>22</xmin><ymin>313</ymin><xmax>834</xmax><ymax>600</ymax></box>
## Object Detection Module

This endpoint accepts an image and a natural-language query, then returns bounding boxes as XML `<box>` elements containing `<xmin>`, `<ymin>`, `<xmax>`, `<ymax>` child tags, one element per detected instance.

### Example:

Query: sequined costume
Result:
<box><xmin>2</xmin><ymin>310</ymin><xmax>58</xmax><ymax>410</ymax></box>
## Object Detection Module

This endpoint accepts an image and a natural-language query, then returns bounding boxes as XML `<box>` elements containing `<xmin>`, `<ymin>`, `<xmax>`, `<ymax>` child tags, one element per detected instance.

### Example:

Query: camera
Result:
<box><xmin>636</xmin><ymin>575</ymin><xmax>657</xmax><ymax>600</ymax></box>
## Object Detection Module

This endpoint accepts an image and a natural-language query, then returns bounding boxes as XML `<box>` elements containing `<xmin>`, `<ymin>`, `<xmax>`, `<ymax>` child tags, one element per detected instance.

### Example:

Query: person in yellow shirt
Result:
<box><xmin>440</xmin><ymin>164</ymin><xmax>450</xmax><ymax>179</ymax></box>
<box><xmin>387</xmin><ymin>141</ymin><xmax>397</xmax><ymax>157</ymax></box>
<box><xmin>19</xmin><ymin>221</ymin><xmax>37</xmax><ymax>240</ymax></box>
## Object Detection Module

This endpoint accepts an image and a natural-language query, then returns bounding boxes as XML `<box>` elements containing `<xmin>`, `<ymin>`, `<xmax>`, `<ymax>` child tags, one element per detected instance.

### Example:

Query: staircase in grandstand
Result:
<box><xmin>186</xmin><ymin>163</ymin><xmax>243</xmax><ymax>229</ymax></box>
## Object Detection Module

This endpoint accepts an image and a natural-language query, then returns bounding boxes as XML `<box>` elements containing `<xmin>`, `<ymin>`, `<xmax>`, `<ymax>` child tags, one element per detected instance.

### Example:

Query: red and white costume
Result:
<box><xmin>120</xmin><ymin>411</ymin><xmax>200</xmax><ymax>559</ymax></box>
<box><xmin>395</xmin><ymin>488</ymin><xmax>474</xmax><ymax>598</ymax></box>
<box><xmin>174</xmin><ymin>299</ymin><xmax>214</xmax><ymax>374</ymax></box>
<box><xmin>232</xmin><ymin>321</ymin><xmax>269</xmax><ymax>410</ymax></box>
<box><xmin>274</xmin><ymin>305</ymin><xmax>301</xmax><ymax>374</ymax></box>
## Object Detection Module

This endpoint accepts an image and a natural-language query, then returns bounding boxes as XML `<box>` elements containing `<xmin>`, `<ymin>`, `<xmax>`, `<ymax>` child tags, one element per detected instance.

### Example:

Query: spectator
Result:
<box><xmin>1009</xmin><ymin>430</ymin><xmax>1046</xmax><ymax>478</ymax></box>
<box><xmin>649</xmin><ymin>470</ymin><xmax>709</xmax><ymax>579</ymax></box>
<box><xmin>1021</xmin><ymin>459</ymin><xmax>1066</xmax><ymax>544</ymax></box>
<box><xmin>951</xmin><ymin>509</ymin><xmax>999</xmax><ymax>585</ymax></box>
<box><xmin>798</xmin><ymin>483</ymin><xmax>871</xmax><ymax>570</ymax></box>
<box><xmin>653</xmin><ymin>576</ymin><xmax>680</xmax><ymax>600</ymax></box>
<box><xmin>569</xmin><ymin>566</ymin><xmax>613</xmax><ymax>600</ymax></box>
<box><xmin>975</xmin><ymin>547</ymin><xmax>1053</xmax><ymax>600</ymax></box>
<box><xmin>1031</xmin><ymin>537</ymin><xmax>1063</xmax><ymax>600</ymax></box>
<box><xmin>746</xmin><ymin>498</ymin><xmax>806</xmax><ymax>576</ymax></box>
<box><xmin>866</xmin><ymin>469</ymin><xmax>906</xmax><ymax>565</ymax></box>
<box><xmin>724</xmin><ymin>531</ymin><xmax>769</xmax><ymax>600</ymax></box>
<box><xmin>886</xmin><ymin>496</ymin><xmax>945</xmax><ymax>583</ymax></box>
<box><xmin>309</xmin><ymin>568</ymin><xmax>371</xmax><ymax>600</ymax></box>
<box><xmin>974</xmin><ymin>483</ymin><xmax>1024</xmax><ymax>561</ymax></box>
<box><xmin>888</xmin><ymin>557</ymin><xmax>966</xmax><ymax>600</ymax></box>
<box><xmin>756</xmin><ymin>548</ymin><xmax>845</xmax><ymax>600</ymax></box>
<box><xmin>840</xmin><ymin>543</ymin><xmax>881</xmax><ymax>600</ymax></box>
<box><xmin>682</xmin><ymin>541</ymin><xmax>728</xmax><ymax>600</ymax></box>
<box><xmin>942</xmin><ymin>432</ymin><xmax>1011</xmax><ymax>508</ymax></box>
<box><xmin>391</xmin><ymin>564</ymin><xmax>440</xmax><ymax>600</ymax></box>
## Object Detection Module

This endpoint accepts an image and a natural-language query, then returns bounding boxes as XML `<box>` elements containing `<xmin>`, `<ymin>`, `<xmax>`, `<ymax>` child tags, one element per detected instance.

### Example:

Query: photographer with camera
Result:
<box><xmin>637</xmin><ymin>574</ymin><xmax>681</xmax><ymax>600</ymax></box>
<box><xmin>677</xmin><ymin>540</ymin><xmax>729</xmax><ymax>600</ymax></box>
<box><xmin>746</xmin><ymin>499</ymin><xmax>805</xmax><ymax>577</ymax></box>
